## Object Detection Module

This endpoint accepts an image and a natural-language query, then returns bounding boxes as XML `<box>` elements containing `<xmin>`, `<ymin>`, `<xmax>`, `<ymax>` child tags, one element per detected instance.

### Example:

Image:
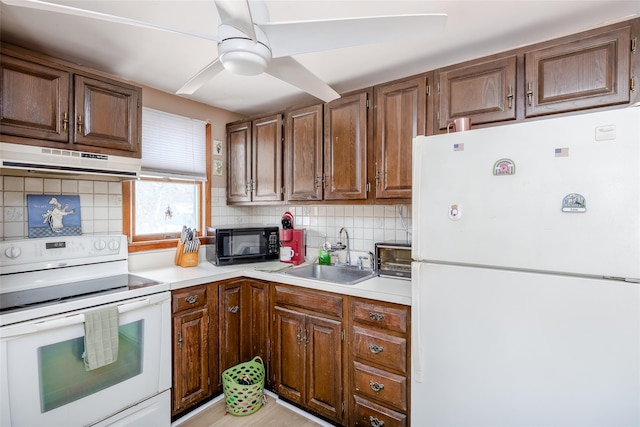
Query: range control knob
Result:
<box><xmin>4</xmin><ymin>246</ymin><xmax>21</xmax><ymax>259</ymax></box>
<box><xmin>108</xmin><ymin>240</ymin><xmax>121</xmax><ymax>251</ymax></box>
<box><xmin>94</xmin><ymin>240</ymin><xmax>107</xmax><ymax>251</ymax></box>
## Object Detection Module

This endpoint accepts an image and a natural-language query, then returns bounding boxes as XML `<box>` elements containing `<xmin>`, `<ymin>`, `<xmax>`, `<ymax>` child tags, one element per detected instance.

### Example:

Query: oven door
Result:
<box><xmin>0</xmin><ymin>292</ymin><xmax>171</xmax><ymax>427</ymax></box>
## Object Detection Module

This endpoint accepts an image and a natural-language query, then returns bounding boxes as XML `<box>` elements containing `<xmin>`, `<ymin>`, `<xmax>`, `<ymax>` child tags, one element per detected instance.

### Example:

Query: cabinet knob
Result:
<box><xmin>369</xmin><ymin>415</ymin><xmax>385</xmax><ymax>427</ymax></box>
<box><xmin>228</xmin><ymin>305</ymin><xmax>239</xmax><ymax>313</ymax></box>
<box><xmin>368</xmin><ymin>312</ymin><xmax>385</xmax><ymax>322</ymax></box>
<box><xmin>369</xmin><ymin>380</ymin><xmax>385</xmax><ymax>392</ymax></box>
<box><xmin>184</xmin><ymin>295</ymin><xmax>199</xmax><ymax>304</ymax></box>
<box><xmin>368</xmin><ymin>343</ymin><xmax>384</xmax><ymax>354</ymax></box>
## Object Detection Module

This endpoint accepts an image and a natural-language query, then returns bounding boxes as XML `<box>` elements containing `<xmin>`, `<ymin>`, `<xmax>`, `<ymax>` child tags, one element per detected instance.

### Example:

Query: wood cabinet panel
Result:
<box><xmin>252</xmin><ymin>114</ymin><xmax>283</xmax><ymax>202</ymax></box>
<box><xmin>273</xmin><ymin>283</ymin><xmax>343</xmax><ymax>318</ymax></box>
<box><xmin>374</xmin><ymin>76</ymin><xmax>426</xmax><ymax>200</ymax></box>
<box><xmin>353</xmin><ymin>361</ymin><xmax>407</xmax><ymax>411</ymax></box>
<box><xmin>306</xmin><ymin>314</ymin><xmax>343</xmax><ymax>420</ymax></box>
<box><xmin>227</xmin><ymin>121</ymin><xmax>252</xmax><ymax>203</ymax></box>
<box><xmin>172</xmin><ymin>307</ymin><xmax>210</xmax><ymax>414</ymax></box>
<box><xmin>285</xmin><ymin>104</ymin><xmax>324</xmax><ymax>201</ymax></box>
<box><xmin>437</xmin><ymin>55</ymin><xmax>517</xmax><ymax>129</ymax></box>
<box><xmin>351</xmin><ymin>299</ymin><xmax>408</xmax><ymax>334</ymax></box>
<box><xmin>524</xmin><ymin>26</ymin><xmax>631</xmax><ymax>116</ymax></box>
<box><xmin>324</xmin><ymin>91</ymin><xmax>369</xmax><ymax>200</ymax></box>
<box><xmin>273</xmin><ymin>306</ymin><xmax>306</xmax><ymax>403</ymax></box>
<box><xmin>172</xmin><ymin>287</ymin><xmax>207</xmax><ymax>313</ymax></box>
<box><xmin>73</xmin><ymin>74</ymin><xmax>140</xmax><ymax>154</ymax></box>
<box><xmin>0</xmin><ymin>55</ymin><xmax>70</xmax><ymax>142</ymax></box>
<box><xmin>353</xmin><ymin>395</ymin><xmax>407</xmax><ymax>427</ymax></box>
<box><xmin>352</xmin><ymin>326</ymin><xmax>407</xmax><ymax>374</ymax></box>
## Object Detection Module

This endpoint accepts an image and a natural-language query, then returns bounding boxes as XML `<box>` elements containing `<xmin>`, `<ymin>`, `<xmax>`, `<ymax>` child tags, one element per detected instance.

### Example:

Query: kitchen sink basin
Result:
<box><xmin>284</xmin><ymin>264</ymin><xmax>376</xmax><ymax>285</ymax></box>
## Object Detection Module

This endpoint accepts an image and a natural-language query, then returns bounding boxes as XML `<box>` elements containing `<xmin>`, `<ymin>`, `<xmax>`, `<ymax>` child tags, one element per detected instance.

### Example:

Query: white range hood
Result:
<box><xmin>0</xmin><ymin>142</ymin><xmax>140</xmax><ymax>180</ymax></box>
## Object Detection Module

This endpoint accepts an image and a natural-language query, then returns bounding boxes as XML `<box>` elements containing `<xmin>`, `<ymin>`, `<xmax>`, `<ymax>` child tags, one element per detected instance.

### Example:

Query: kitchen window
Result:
<box><xmin>124</xmin><ymin>108</ymin><xmax>211</xmax><ymax>250</ymax></box>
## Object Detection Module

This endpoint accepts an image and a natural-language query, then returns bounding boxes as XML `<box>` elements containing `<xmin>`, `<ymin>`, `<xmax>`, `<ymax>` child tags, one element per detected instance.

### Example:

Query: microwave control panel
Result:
<box><xmin>267</xmin><ymin>232</ymin><xmax>279</xmax><ymax>254</ymax></box>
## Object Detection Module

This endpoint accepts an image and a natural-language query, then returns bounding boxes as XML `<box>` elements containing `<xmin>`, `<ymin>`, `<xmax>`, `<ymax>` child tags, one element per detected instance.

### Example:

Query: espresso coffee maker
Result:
<box><xmin>280</xmin><ymin>211</ymin><xmax>305</xmax><ymax>265</ymax></box>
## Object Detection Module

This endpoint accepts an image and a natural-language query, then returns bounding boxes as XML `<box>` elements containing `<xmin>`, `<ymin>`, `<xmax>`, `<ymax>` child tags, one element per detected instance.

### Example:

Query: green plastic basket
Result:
<box><xmin>222</xmin><ymin>356</ymin><xmax>265</xmax><ymax>416</ymax></box>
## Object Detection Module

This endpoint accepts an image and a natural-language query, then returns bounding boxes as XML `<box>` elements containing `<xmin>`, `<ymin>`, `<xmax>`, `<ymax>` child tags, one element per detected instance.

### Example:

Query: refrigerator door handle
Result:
<box><xmin>411</xmin><ymin>261</ymin><xmax>424</xmax><ymax>382</ymax></box>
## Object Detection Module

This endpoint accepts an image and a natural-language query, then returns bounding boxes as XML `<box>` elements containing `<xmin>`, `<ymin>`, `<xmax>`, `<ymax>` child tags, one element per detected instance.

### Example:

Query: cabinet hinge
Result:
<box><xmin>281</xmin><ymin>186</ymin><xmax>285</xmax><ymax>195</ymax></box>
<box><xmin>137</xmin><ymin>98</ymin><xmax>141</xmax><ymax>108</ymax></box>
<box><xmin>366</xmin><ymin>98</ymin><xmax>370</xmax><ymax>109</ymax></box>
<box><xmin>341</xmin><ymin>330</ymin><xmax>345</xmax><ymax>341</ymax></box>
<box><xmin>342</xmin><ymin>402</ymin><xmax>345</xmax><ymax>414</ymax></box>
<box><xmin>366</xmin><ymin>182</ymin><xmax>370</xmax><ymax>193</ymax></box>
<box><xmin>426</xmin><ymin>84</ymin><xmax>430</xmax><ymax>97</ymax></box>
<box><xmin>437</xmin><ymin>82</ymin><xmax>440</xmax><ymax>94</ymax></box>
<box><xmin>631</xmin><ymin>37</ymin><xmax>637</xmax><ymax>54</ymax></box>
<box><xmin>436</xmin><ymin>111</ymin><xmax>440</xmax><ymax>121</ymax></box>
<box><xmin>208</xmin><ymin>377</ymin><xmax>211</xmax><ymax>385</ymax></box>
<box><xmin>631</xmin><ymin>76</ymin><xmax>636</xmax><ymax>92</ymax></box>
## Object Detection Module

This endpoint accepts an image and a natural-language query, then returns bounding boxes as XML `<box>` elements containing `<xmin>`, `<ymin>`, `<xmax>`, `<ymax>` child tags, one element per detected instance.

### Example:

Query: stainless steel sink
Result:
<box><xmin>284</xmin><ymin>264</ymin><xmax>376</xmax><ymax>285</ymax></box>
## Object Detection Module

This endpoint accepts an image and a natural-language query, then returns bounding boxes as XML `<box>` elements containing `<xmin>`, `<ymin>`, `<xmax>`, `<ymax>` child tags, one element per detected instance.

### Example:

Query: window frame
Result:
<box><xmin>123</xmin><ymin>123</ymin><xmax>212</xmax><ymax>252</ymax></box>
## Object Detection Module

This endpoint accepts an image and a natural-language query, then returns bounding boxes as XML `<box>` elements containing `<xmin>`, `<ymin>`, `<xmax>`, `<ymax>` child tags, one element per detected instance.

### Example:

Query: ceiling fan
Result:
<box><xmin>1</xmin><ymin>0</ymin><xmax>447</xmax><ymax>102</ymax></box>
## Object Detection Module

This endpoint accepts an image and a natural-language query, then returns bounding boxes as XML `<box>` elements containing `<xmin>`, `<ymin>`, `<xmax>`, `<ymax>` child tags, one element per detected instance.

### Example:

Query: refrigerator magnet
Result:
<box><xmin>448</xmin><ymin>204</ymin><xmax>462</xmax><ymax>220</ymax></box>
<box><xmin>561</xmin><ymin>193</ymin><xmax>586</xmax><ymax>212</ymax></box>
<box><xmin>493</xmin><ymin>159</ymin><xmax>515</xmax><ymax>176</ymax></box>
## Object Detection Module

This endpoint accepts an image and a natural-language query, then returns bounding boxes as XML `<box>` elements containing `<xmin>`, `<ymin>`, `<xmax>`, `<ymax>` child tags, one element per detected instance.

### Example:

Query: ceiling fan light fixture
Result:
<box><xmin>219</xmin><ymin>38</ymin><xmax>272</xmax><ymax>76</ymax></box>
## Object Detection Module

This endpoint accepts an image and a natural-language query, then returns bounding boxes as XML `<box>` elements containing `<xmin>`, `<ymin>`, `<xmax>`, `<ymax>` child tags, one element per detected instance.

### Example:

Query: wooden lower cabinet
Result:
<box><xmin>271</xmin><ymin>284</ymin><xmax>347</xmax><ymax>424</ymax></box>
<box><xmin>348</xmin><ymin>297</ymin><xmax>411</xmax><ymax>426</ymax></box>
<box><xmin>171</xmin><ymin>284</ymin><xmax>218</xmax><ymax>417</ymax></box>
<box><xmin>218</xmin><ymin>278</ymin><xmax>270</xmax><ymax>387</ymax></box>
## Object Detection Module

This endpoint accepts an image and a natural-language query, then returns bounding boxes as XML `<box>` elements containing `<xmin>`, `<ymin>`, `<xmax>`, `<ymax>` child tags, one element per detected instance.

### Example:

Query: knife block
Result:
<box><xmin>175</xmin><ymin>241</ymin><xmax>199</xmax><ymax>267</ymax></box>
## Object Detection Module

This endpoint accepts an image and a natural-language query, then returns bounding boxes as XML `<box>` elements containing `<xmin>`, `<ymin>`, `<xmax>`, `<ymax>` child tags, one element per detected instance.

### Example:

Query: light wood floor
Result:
<box><xmin>173</xmin><ymin>394</ymin><xmax>325</xmax><ymax>427</ymax></box>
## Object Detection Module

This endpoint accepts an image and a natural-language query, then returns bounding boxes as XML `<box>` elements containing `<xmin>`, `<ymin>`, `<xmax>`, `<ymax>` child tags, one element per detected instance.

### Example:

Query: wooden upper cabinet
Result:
<box><xmin>0</xmin><ymin>55</ymin><xmax>71</xmax><ymax>143</ymax></box>
<box><xmin>252</xmin><ymin>114</ymin><xmax>283</xmax><ymax>202</ymax></box>
<box><xmin>74</xmin><ymin>74</ymin><xmax>141</xmax><ymax>155</ymax></box>
<box><xmin>374</xmin><ymin>76</ymin><xmax>426</xmax><ymax>200</ymax></box>
<box><xmin>524</xmin><ymin>26</ymin><xmax>631</xmax><ymax>117</ymax></box>
<box><xmin>437</xmin><ymin>55</ymin><xmax>517</xmax><ymax>130</ymax></box>
<box><xmin>324</xmin><ymin>91</ymin><xmax>370</xmax><ymax>201</ymax></box>
<box><xmin>227</xmin><ymin>120</ymin><xmax>252</xmax><ymax>203</ymax></box>
<box><xmin>285</xmin><ymin>104</ymin><xmax>324</xmax><ymax>202</ymax></box>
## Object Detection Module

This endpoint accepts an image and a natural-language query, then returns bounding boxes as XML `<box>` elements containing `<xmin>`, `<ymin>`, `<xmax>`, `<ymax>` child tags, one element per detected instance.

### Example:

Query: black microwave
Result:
<box><xmin>205</xmin><ymin>226</ymin><xmax>280</xmax><ymax>265</ymax></box>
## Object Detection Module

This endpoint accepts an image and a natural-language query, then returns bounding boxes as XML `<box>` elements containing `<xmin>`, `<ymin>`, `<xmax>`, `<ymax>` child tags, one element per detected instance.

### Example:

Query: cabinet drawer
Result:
<box><xmin>353</xmin><ymin>361</ymin><xmax>407</xmax><ymax>411</ymax></box>
<box><xmin>273</xmin><ymin>284</ymin><xmax>343</xmax><ymax>318</ymax></box>
<box><xmin>172</xmin><ymin>287</ymin><xmax>207</xmax><ymax>313</ymax></box>
<box><xmin>351</xmin><ymin>299</ymin><xmax>408</xmax><ymax>333</ymax></box>
<box><xmin>353</xmin><ymin>395</ymin><xmax>407</xmax><ymax>427</ymax></box>
<box><xmin>353</xmin><ymin>326</ymin><xmax>407</xmax><ymax>373</ymax></box>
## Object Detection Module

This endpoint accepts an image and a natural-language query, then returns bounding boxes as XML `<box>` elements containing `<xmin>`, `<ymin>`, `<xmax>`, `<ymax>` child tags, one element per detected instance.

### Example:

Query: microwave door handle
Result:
<box><xmin>1</xmin><ymin>294</ymin><xmax>168</xmax><ymax>339</ymax></box>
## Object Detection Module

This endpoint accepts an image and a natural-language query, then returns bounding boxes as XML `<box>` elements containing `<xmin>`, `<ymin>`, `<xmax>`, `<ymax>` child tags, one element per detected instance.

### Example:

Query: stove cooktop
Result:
<box><xmin>0</xmin><ymin>274</ymin><xmax>162</xmax><ymax>314</ymax></box>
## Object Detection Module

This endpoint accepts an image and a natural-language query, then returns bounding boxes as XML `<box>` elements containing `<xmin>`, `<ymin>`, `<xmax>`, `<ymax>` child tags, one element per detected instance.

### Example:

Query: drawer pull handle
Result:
<box><xmin>369</xmin><ymin>416</ymin><xmax>385</xmax><ymax>427</ymax></box>
<box><xmin>368</xmin><ymin>343</ymin><xmax>384</xmax><ymax>354</ymax></box>
<box><xmin>369</xmin><ymin>380</ymin><xmax>385</xmax><ymax>392</ymax></box>
<box><xmin>228</xmin><ymin>305</ymin><xmax>239</xmax><ymax>313</ymax></box>
<box><xmin>368</xmin><ymin>312</ymin><xmax>385</xmax><ymax>321</ymax></box>
<box><xmin>184</xmin><ymin>295</ymin><xmax>199</xmax><ymax>304</ymax></box>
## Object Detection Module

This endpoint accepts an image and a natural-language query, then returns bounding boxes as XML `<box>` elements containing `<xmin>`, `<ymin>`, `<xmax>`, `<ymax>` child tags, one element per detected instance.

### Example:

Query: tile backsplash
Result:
<box><xmin>1</xmin><ymin>177</ymin><xmax>412</xmax><ymax>254</ymax></box>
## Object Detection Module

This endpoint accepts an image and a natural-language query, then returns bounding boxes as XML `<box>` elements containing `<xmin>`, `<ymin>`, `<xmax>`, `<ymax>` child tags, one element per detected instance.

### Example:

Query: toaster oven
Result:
<box><xmin>375</xmin><ymin>241</ymin><xmax>412</xmax><ymax>279</ymax></box>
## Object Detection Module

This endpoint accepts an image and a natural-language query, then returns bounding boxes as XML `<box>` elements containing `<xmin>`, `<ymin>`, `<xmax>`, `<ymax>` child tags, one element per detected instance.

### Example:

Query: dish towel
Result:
<box><xmin>83</xmin><ymin>305</ymin><xmax>119</xmax><ymax>371</ymax></box>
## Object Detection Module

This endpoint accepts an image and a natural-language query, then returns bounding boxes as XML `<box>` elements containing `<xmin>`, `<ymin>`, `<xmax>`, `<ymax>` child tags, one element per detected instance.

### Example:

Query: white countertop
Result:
<box><xmin>131</xmin><ymin>256</ymin><xmax>411</xmax><ymax>306</ymax></box>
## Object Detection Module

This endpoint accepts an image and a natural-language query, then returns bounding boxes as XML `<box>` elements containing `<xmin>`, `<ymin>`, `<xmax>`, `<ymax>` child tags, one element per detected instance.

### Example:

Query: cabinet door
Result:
<box><xmin>252</xmin><ymin>114</ymin><xmax>283</xmax><ymax>202</ymax></box>
<box><xmin>219</xmin><ymin>281</ymin><xmax>243</xmax><ymax>377</ymax></box>
<box><xmin>285</xmin><ymin>104</ymin><xmax>324</xmax><ymax>201</ymax></box>
<box><xmin>324</xmin><ymin>91</ymin><xmax>369</xmax><ymax>200</ymax></box>
<box><xmin>273</xmin><ymin>306</ymin><xmax>306</xmax><ymax>405</ymax></box>
<box><xmin>437</xmin><ymin>55</ymin><xmax>517</xmax><ymax>130</ymax></box>
<box><xmin>525</xmin><ymin>26</ymin><xmax>631</xmax><ymax>117</ymax></box>
<box><xmin>244</xmin><ymin>279</ymin><xmax>270</xmax><ymax>364</ymax></box>
<box><xmin>0</xmin><ymin>55</ymin><xmax>71</xmax><ymax>143</ymax></box>
<box><xmin>374</xmin><ymin>77</ymin><xmax>426</xmax><ymax>199</ymax></box>
<box><xmin>306</xmin><ymin>314</ymin><xmax>344</xmax><ymax>423</ymax></box>
<box><xmin>172</xmin><ymin>308</ymin><xmax>210</xmax><ymax>415</ymax></box>
<box><xmin>227</xmin><ymin>121</ymin><xmax>252</xmax><ymax>203</ymax></box>
<box><xmin>74</xmin><ymin>75</ymin><xmax>140</xmax><ymax>155</ymax></box>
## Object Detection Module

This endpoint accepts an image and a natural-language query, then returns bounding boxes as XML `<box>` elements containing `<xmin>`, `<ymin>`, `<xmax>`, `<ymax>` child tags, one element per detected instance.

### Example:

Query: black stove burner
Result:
<box><xmin>0</xmin><ymin>274</ymin><xmax>161</xmax><ymax>313</ymax></box>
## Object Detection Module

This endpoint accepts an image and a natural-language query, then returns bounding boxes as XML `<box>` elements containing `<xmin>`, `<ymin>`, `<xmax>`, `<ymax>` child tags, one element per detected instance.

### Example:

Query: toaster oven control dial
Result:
<box><xmin>4</xmin><ymin>246</ymin><xmax>21</xmax><ymax>259</ymax></box>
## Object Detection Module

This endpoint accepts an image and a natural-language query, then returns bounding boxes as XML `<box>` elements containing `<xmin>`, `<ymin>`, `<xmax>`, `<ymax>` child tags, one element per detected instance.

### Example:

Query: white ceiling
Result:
<box><xmin>1</xmin><ymin>1</ymin><xmax>639</xmax><ymax>117</ymax></box>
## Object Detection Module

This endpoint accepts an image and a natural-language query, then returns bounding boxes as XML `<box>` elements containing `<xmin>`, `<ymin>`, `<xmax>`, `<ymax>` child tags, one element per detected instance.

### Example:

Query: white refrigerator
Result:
<box><xmin>411</xmin><ymin>106</ymin><xmax>640</xmax><ymax>427</ymax></box>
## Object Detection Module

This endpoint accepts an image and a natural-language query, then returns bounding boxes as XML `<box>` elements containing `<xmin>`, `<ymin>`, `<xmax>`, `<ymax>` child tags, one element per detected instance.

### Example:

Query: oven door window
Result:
<box><xmin>39</xmin><ymin>320</ymin><xmax>143</xmax><ymax>412</ymax></box>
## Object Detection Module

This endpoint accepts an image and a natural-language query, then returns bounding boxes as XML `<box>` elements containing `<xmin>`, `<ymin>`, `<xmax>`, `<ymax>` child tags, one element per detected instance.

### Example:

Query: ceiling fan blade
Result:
<box><xmin>261</xmin><ymin>13</ymin><xmax>447</xmax><ymax>58</ymax></box>
<box><xmin>214</xmin><ymin>0</ymin><xmax>256</xmax><ymax>41</ymax></box>
<box><xmin>0</xmin><ymin>0</ymin><xmax>220</xmax><ymax>42</ymax></box>
<box><xmin>265</xmin><ymin>57</ymin><xmax>339</xmax><ymax>103</ymax></box>
<box><xmin>176</xmin><ymin>59</ymin><xmax>225</xmax><ymax>95</ymax></box>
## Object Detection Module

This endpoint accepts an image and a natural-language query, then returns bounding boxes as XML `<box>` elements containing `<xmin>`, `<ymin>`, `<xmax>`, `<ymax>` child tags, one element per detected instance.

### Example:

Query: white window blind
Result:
<box><xmin>141</xmin><ymin>107</ymin><xmax>207</xmax><ymax>180</ymax></box>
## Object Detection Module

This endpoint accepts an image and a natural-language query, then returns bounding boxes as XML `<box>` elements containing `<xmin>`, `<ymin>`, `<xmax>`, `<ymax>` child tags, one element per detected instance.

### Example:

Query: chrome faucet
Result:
<box><xmin>338</xmin><ymin>227</ymin><xmax>351</xmax><ymax>266</ymax></box>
